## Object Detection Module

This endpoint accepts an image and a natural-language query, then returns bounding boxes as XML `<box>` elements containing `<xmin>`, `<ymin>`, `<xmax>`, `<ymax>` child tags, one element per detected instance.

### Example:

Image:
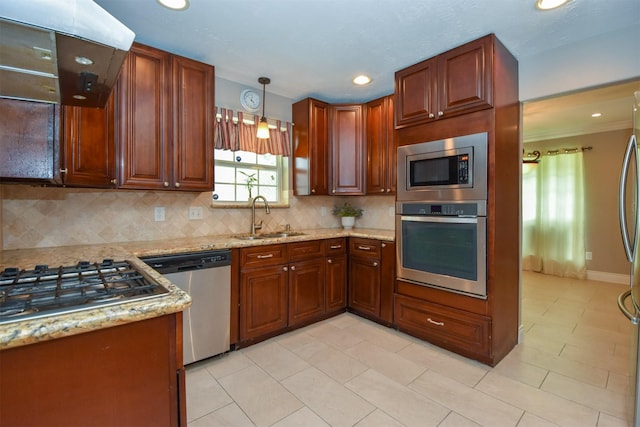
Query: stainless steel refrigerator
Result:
<box><xmin>618</xmin><ymin>90</ymin><xmax>640</xmax><ymax>427</ymax></box>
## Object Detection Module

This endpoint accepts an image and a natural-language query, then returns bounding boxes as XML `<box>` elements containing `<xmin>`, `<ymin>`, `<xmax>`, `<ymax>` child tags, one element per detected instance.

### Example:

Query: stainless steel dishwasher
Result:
<box><xmin>142</xmin><ymin>250</ymin><xmax>231</xmax><ymax>365</ymax></box>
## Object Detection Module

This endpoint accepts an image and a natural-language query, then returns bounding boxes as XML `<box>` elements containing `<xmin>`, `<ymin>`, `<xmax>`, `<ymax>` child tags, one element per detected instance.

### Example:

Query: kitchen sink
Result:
<box><xmin>232</xmin><ymin>231</ymin><xmax>305</xmax><ymax>240</ymax></box>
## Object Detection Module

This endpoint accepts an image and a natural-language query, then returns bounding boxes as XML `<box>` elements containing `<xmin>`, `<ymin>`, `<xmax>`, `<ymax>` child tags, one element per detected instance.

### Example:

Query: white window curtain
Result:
<box><xmin>522</xmin><ymin>151</ymin><xmax>586</xmax><ymax>279</ymax></box>
<box><xmin>213</xmin><ymin>107</ymin><xmax>291</xmax><ymax>156</ymax></box>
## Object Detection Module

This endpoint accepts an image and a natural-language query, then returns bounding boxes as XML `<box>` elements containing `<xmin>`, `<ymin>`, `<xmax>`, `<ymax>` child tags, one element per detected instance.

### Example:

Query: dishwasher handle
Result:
<box><xmin>141</xmin><ymin>250</ymin><xmax>231</xmax><ymax>274</ymax></box>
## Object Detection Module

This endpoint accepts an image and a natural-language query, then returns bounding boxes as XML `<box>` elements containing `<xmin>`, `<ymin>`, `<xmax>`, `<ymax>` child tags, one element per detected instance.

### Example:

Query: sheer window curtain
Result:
<box><xmin>213</xmin><ymin>107</ymin><xmax>291</xmax><ymax>156</ymax></box>
<box><xmin>522</xmin><ymin>151</ymin><xmax>586</xmax><ymax>279</ymax></box>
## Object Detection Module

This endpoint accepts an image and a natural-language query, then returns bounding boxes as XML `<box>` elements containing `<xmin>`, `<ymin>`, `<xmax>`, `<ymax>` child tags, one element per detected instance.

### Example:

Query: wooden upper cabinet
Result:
<box><xmin>171</xmin><ymin>55</ymin><xmax>214</xmax><ymax>191</ymax></box>
<box><xmin>330</xmin><ymin>104</ymin><xmax>365</xmax><ymax>195</ymax></box>
<box><xmin>395</xmin><ymin>35</ymin><xmax>493</xmax><ymax>128</ymax></box>
<box><xmin>117</xmin><ymin>43</ymin><xmax>214</xmax><ymax>191</ymax></box>
<box><xmin>61</xmin><ymin>91</ymin><xmax>116</xmax><ymax>187</ymax></box>
<box><xmin>292</xmin><ymin>98</ymin><xmax>329</xmax><ymax>196</ymax></box>
<box><xmin>0</xmin><ymin>99</ymin><xmax>61</xmax><ymax>183</ymax></box>
<box><xmin>366</xmin><ymin>95</ymin><xmax>395</xmax><ymax>195</ymax></box>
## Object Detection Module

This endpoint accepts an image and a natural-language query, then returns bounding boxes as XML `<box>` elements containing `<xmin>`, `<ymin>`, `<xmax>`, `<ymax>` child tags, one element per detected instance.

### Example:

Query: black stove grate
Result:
<box><xmin>0</xmin><ymin>259</ymin><xmax>169</xmax><ymax>324</ymax></box>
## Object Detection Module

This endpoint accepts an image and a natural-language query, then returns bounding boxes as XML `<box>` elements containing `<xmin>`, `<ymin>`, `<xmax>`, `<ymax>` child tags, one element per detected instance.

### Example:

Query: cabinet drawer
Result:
<box><xmin>288</xmin><ymin>240</ymin><xmax>324</xmax><ymax>261</ymax></box>
<box><xmin>324</xmin><ymin>238</ymin><xmax>346</xmax><ymax>255</ymax></box>
<box><xmin>394</xmin><ymin>295</ymin><xmax>490</xmax><ymax>358</ymax></box>
<box><xmin>240</xmin><ymin>244</ymin><xmax>288</xmax><ymax>269</ymax></box>
<box><xmin>350</xmin><ymin>238</ymin><xmax>381</xmax><ymax>258</ymax></box>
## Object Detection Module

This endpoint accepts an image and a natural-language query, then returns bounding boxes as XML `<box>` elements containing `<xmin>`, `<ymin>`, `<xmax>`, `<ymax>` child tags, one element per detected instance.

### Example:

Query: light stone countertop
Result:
<box><xmin>0</xmin><ymin>228</ymin><xmax>394</xmax><ymax>350</ymax></box>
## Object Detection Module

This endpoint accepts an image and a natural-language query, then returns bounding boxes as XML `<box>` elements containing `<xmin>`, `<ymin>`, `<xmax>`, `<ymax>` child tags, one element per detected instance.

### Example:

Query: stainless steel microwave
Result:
<box><xmin>397</xmin><ymin>132</ymin><xmax>488</xmax><ymax>201</ymax></box>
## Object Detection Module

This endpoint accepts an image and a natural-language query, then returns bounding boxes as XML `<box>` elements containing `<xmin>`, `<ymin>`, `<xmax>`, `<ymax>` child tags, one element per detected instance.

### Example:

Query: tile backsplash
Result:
<box><xmin>1</xmin><ymin>184</ymin><xmax>394</xmax><ymax>250</ymax></box>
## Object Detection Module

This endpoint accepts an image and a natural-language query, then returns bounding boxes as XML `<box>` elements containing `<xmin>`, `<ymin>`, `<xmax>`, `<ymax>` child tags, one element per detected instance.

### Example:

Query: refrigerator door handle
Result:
<box><xmin>618</xmin><ymin>289</ymin><xmax>639</xmax><ymax>325</ymax></box>
<box><xmin>619</xmin><ymin>134</ymin><xmax>638</xmax><ymax>263</ymax></box>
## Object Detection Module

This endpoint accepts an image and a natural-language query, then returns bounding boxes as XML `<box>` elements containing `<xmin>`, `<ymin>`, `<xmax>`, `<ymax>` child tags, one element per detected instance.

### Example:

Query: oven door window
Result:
<box><xmin>401</xmin><ymin>218</ymin><xmax>478</xmax><ymax>281</ymax></box>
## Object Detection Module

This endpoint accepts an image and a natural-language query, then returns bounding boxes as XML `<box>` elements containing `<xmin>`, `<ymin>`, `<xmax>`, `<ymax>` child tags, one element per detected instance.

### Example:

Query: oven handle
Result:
<box><xmin>400</xmin><ymin>215</ymin><xmax>480</xmax><ymax>224</ymax></box>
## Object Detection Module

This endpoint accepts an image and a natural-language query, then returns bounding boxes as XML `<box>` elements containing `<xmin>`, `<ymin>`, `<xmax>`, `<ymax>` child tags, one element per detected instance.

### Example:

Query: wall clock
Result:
<box><xmin>240</xmin><ymin>89</ymin><xmax>260</xmax><ymax>111</ymax></box>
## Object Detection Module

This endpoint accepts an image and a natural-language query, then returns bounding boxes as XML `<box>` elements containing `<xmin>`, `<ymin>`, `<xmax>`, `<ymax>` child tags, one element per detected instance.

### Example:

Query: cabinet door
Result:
<box><xmin>349</xmin><ymin>255</ymin><xmax>380</xmax><ymax>318</ymax></box>
<box><xmin>0</xmin><ymin>99</ymin><xmax>60</xmax><ymax>182</ymax></box>
<box><xmin>292</xmin><ymin>98</ymin><xmax>329</xmax><ymax>195</ymax></box>
<box><xmin>61</xmin><ymin>92</ymin><xmax>116</xmax><ymax>187</ymax></box>
<box><xmin>438</xmin><ymin>36</ymin><xmax>492</xmax><ymax>118</ymax></box>
<box><xmin>326</xmin><ymin>254</ymin><xmax>347</xmax><ymax>313</ymax></box>
<box><xmin>366</xmin><ymin>95</ymin><xmax>395</xmax><ymax>195</ymax></box>
<box><xmin>240</xmin><ymin>265</ymin><xmax>288</xmax><ymax>341</ymax></box>
<box><xmin>171</xmin><ymin>55</ymin><xmax>214</xmax><ymax>191</ymax></box>
<box><xmin>288</xmin><ymin>258</ymin><xmax>325</xmax><ymax>326</ymax></box>
<box><xmin>394</xmin><ymin>57</ymin><xmax>437</xmax><ymax>128</ymax></box>
<box><xmin>330</xmin><ymin>104</ymin><xmax>364</xmax><ymax>195</ymax></box>
<box><xmin>117</xmin><ymin>43</ymin><xmax>171</xmax><ymax>190</ymax></box>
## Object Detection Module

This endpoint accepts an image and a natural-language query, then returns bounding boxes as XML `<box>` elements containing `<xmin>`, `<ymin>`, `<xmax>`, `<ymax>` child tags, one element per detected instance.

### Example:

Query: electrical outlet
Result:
<box><xmin>189</xmin><ymin>206</ymin><xmax>203</xmax><ymax>220</ymax></box>
<box><xmin>586</xmin><ymin>251</ymin><xmax>592</xmax><ymax>260</ymax></box>
<box><xmin>321</xmin><ymin>207</ymin><xmax>327</xmax><ymax>217</ymax></box>
<box><xmin>154</xmin><ymin>206</ymin><xmax>165</xmax><ymax>222</ymax></box>
<box><xmin>389</xmin><ymin>207</ymin><xmax>395</xmax><ymax>217</ymax></box>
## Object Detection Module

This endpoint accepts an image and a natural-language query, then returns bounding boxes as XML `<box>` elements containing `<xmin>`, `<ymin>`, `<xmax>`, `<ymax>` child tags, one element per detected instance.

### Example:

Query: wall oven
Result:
<box><xmin>396</xmin><ymin>201</ymin><xmax>487</xmax><ymax>298</ymax></box>
<box><xmin>397</xmin><ymin>132</ymin><xmax>488</xmax><ymax>202</ymax></box>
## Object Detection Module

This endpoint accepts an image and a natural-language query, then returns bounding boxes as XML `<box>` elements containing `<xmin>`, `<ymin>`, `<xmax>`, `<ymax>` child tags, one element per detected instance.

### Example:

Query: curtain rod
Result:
<box><xmin>524</xmin><ymin>146</ymin><xmax>592</xmax><ymax>158</ymax></box>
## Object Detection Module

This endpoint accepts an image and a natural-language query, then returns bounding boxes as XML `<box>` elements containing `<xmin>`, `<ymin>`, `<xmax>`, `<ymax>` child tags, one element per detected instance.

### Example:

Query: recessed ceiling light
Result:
<box><xmin>536</xmin><ymin>0</ymin><xmax>569</xmax><ymax>10</ymax></box>
<box><xmin>75</xmin><ymin>56</ymin><xmax>93</xmax><ymax>66</ymax></box>
<box><xmin>156</xmin><ymin>0</ymin><xmax>190</xmax><ymax>11</ymax></box>
<box><xmin>591</xmin><ymin>113</ymin><xmax>602</xmax><ymax>118</ymax></box>
<box><xmin>353</xmin><ymin>75</ymin><xmax>372</xmax><ymax>85</ymax></box>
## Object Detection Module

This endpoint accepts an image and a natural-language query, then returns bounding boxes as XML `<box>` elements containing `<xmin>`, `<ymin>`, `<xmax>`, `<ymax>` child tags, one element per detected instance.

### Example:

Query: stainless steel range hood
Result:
<box><xmin>0</xmin><ymin>0</ymin><xmax>135</xmax><ymax>108</ymax></box>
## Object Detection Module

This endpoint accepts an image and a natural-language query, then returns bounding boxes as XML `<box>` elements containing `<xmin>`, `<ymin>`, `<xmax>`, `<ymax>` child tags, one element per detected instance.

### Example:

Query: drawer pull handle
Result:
<box><xmin>358</xmin><ymin>246</ymin><xmax>372</xmax><ymax>251</ymax></box>
<box><xmin>256</xmin><ymin>254</ymin><xmax>274</xmax><ymax>259</ymax></box>
<box><xmin>330</xmin><ymin>244</ymin><xmax>342</xmax><ymax>249</ymax></box>
<box><xmin>427</xmin><ymin>318</ymin><xmax>445</xmax><ymax>327</ymax></box>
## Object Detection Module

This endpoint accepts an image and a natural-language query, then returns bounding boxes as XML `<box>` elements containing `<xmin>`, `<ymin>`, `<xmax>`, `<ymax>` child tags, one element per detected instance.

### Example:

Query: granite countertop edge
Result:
<box><xmin>0</xmin><ymin>228</ymin><xmax>394</xmax><ymax>350</ymax></box>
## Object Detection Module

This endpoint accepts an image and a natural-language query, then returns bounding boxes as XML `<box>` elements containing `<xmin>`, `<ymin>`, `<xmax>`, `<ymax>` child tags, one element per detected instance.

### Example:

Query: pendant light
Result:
<box><xmin>256</xmin><ymin>77</ymin><xmax>271</xmax><ymax>139</ymax></box>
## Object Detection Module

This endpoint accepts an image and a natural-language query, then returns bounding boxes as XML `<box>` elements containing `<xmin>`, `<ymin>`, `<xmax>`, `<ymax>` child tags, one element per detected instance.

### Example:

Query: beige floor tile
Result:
<box><xmin>397</xmin><ymin>342</ymin><xmax>488</xmax><ymax>387</ymax></box>
<box><xmin>188</xmin><ymin>402</ymin><xmax>255</xmax><ymax>427</ymax></box>
<box><xmin>218</xmin><ymin>365</ymin><xmax>303</xmax><ymax>427</ymax></box>
<box><xmin>281</xmin><ymin>367</ymin><xmax>375</xmax><ymax>427</ymax></box>
<box><xmin>409</xmin><ymin>370</ymin><xmax>523</xmax><ymax>427</ymax></box>
<box><xmin>516</xmin><ymin>412</ymin><xmax>562</xmax><ymax>427</ymax></box>
<box><xmin>541</xmin><ymin>371</ymin><xmax>628</xmax><ymax>420</ymax></box>
<box><xmin>202</xmin><ymin>351</ymin><xmax>255</xmax><ymax>380</ymax></box>
<box><xmin>291</xmin><ymin>339</ymin><xmax>369</xmax><ymax>384</ymax></box>
<box><xmin>344</xmin><ymin>320</ymin><xmax>413</xmax><ymax>352</ymax></box>
<box><xmin>270</xmin><ymin>407</ymin><xmax>330</xmax><ymax>427</ymax></box>
<box><xmin>242</xmin><ymin>341</ymin><xmax>309</xmax><ymax>381</ymax></box>
<box><xmin>607</xmin><ymin>371</ymin><xmax>631</xmax><ymax>394</ymax></box>
<box><xmin>344</xmin><ymin>340</ymin><xmax>426</xmax><ymax>385</ymax></box>
<box><xmin>476</xmin><ymin>371</ymin><xmax>599</xmax><ymax>427</ymax></box>
<box><xmin>353</xmin><ymin>409</ymin><xmax>406</xmax><ymax>427</ymax></box>
<box><xmin>437</xmin><ymin>412</ymin><xmax>483</xmax><ymax>427</ymax></box>
<box><xmin>561</xmin><ymin>343</ymin><xmax>630</xmax><ymax>376</ymax></box>
<box><xmin>305</xmin><ymin>321</ymin><xmax>365</xmax><ymax>350</ymax></box>
<box><xmin>492</xmin><ymin>347</ymin><xmax>549</xmax><ymax>388</ymax></box>
<box><xmin>185</xmin><ymin>366</ymin><xmax>233</xmax><ymax>421</ymax></box>
<box><xmin>326</xmin><ymin>312</ymin><xmax>364</xmax><ymax>329</ymax></box>
<box><xmin>596</xmin><ymin>412</ymin><xmax>632</xmax><ymax>427</ymax></box>
<box><xmin>345</xmin><ymin>369</ymin><xmax>449</xmax><ymax>427</ymax></box>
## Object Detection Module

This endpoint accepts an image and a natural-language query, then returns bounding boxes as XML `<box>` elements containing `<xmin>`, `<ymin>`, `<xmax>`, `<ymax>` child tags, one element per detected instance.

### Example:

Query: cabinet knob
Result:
<box><xmin>373</xmin><ymin>261</ymin><xmax>378</xmax><ymax>267</ymax></box>
<box><xmin>386</xmin><ymin>188</ymin><xmax>391</xmax><ymax>193</ymax></box>
<box><xmin>428</xmin><ymin>113</ymin><xmax>435</xmax><ymax>119</ymax></box>
<box><xmin>380</xmin><ymin>189</ymin><xmax>385</xmax><ymax>193</ymax></box>
<box><xmin>175</xmin><ymin>182</ymin><xmax>181</xmax><ymax>188</ymax></box>
<box><xmin>60</xmin><ymin>168</ymin><xmax>68</xmax><ymax>174</ymax></box>
<box><xmin>290</xmin><ymin>265</ymin><xmax>296</xmax><ymax>271</ymax></box>
<box><xmin>110</xmin><ymin>179</ymin><xmax>117</xmax><ymax>185</ymax></box>
<box><xmin>438</xmin><ymin>111</ymin><xmax>444</xmax><ymax>117</ymax></box>
<box><xmin>283</xmin><ymin>266</ymin><xmax>288</xmax><ymax>272</ymax></box>
<box><xmin>311</xmin><ymin>189</ymin><xmax>316</xmax><ymax>194</ymax></box>
<box><xmin>381</xmin><ymin>243</ymin><xmax>386</xmax><ymax>248</ymax></box>
<box><xmin>327</xmin><ymin>259</ymin><xmax>333</xmax><ymax>264</ymax></box>
<box><xmin>163</xmin><ymin>182</ymin><xmax>170</xmax><ymax>187</ymax></box>
<box><xmin>332</xmin><ymin>189</ymin><xmax>336</xmax><ymax>194</ymax></box>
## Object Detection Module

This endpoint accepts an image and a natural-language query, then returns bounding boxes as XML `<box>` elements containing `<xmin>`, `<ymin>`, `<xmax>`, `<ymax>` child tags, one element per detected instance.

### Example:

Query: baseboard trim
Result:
<box><xmin>586</xmin><ymin>270</ymin><xmax>629</xmax><ymax>285</ymax></box>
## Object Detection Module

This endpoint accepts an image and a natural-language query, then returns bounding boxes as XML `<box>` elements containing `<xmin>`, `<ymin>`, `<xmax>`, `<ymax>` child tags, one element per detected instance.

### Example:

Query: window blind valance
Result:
<box><xmin>213</xmin><ymin>107</ymin><xmax>291</xmax><ymax>156</ymax></box>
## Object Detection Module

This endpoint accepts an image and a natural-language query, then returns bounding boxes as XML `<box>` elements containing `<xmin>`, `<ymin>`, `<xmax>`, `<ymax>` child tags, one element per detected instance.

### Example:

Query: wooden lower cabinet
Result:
<box><xmin>0</xmin><ymin>314</ymin><xmax>185</xmax><ymax>427</ymax></box>
<box><xmin>394</xmin><ymin>294</ymin><xmax>491</xmax><ymax>362</ymax></box>
<box><xmin>288</xmin><ymin>258</ymin><xmax>325</xmax><ymax>326</ymax></box>
<box><xmin>349</xmin><ymin>255</ymin><xmax>381</xmax><ymax>318</ymax></box>
<box><xmin>326</xmin><ymin>253</ymin><xmax>347</xmax><ymax>313</ymax></box>
<box><xmin>240</xmin><ymin>263</ymin><xmax>288</xmax><ymax>341</ymax></box>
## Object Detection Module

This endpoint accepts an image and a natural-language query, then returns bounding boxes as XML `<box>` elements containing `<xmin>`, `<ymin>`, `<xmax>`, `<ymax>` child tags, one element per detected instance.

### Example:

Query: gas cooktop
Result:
<box><xmin>0</xmin><ymin>259</ymin><xmax>169</xmax><ymax>325</ymax></box>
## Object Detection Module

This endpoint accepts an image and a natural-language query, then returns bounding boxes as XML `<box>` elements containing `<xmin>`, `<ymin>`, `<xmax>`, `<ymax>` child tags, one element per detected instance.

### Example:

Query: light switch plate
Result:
<box><xmin>154</xmin><ymin>206</ymin><xmax>165</xmax><ymax>222</ymax></box>
<box><xmin>189</xmin><ymin>206</ymin><xmax>203</xmax><ymax>220</ymax></box>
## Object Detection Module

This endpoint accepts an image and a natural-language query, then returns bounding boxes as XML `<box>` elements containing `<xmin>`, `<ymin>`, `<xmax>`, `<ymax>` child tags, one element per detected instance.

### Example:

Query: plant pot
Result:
<box><xmin>341</xmin><ymin>216</ymin><xmax>356</xmax><ymax>230</ymax></box>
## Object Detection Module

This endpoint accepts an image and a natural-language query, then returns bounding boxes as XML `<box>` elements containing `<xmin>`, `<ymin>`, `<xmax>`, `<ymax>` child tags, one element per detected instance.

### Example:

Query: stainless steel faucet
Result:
<box><xmin>250</xmin><ymin>195</ymin><xmax>271</xmax><ymax>234</ymax></box>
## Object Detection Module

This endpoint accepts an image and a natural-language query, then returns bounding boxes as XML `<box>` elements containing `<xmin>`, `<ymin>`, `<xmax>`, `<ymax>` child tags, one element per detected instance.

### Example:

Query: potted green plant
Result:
<box><xmin>332</xmin><ymin>202</ymin><xmax>363</xmax><ymax>230</ymax></box>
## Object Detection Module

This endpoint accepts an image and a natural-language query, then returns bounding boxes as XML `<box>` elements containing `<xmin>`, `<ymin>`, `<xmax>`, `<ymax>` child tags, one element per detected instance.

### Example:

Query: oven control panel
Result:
<box><xmin>397</xmin><ymin>202</ymin><xmax>484</xmax><ymax>217</ymax></box>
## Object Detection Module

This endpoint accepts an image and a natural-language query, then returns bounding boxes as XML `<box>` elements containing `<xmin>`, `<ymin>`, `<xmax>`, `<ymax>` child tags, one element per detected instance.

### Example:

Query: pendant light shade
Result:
<box><xmin>257</xmin><ymin>77</ymin><xmax>270</xmax><ymax>139</ymax></box>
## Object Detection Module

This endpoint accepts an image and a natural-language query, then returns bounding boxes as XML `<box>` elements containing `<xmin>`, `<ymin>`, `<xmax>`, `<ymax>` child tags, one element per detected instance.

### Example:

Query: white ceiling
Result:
<box><xmin>94</xmin><ymin>0</ymin><xmax>639</xmax><ymax>141</ymax></box>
